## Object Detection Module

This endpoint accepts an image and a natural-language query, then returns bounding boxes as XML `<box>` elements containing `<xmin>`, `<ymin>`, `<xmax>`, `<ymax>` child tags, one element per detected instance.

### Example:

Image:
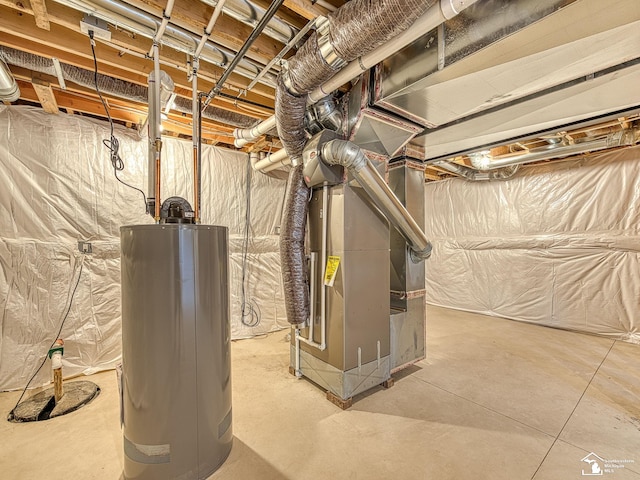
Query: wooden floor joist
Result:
<box><xmin>31</xmin><ymin>74</ymin><xmax>58</xmax><ymax>114</ymax></box>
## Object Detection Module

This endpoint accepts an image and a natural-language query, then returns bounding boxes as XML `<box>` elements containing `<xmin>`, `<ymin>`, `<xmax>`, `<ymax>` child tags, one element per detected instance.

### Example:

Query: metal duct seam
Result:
<box><xmin>320</xmin><ymin>139</ymin><xmax>432</xmax><ymax>262</ymax></box>
<box><xmin>278</xmin><ymin>0</ymin><xmax>437</xmax><ymax>157</ymax></box>
<box><xmin>0</xmin><ymin>47</ymin><xmax>257</xmax><ymax>128</ymax></box>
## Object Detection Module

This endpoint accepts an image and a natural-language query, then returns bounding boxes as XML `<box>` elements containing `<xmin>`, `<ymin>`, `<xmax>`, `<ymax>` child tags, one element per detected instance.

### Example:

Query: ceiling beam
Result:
<box><xmin>0</xmin><ymin>28</ymin><xmax>274</xmax><ymax>118</ymax></box>
<box><xmin>28</xmin><ymin>0</ymin><xmax>50</xmax><ymax>30</ymax></box>
<box><xmin>16</xmin><ymin>73</ymin><xmax>239</xmax><ymax>145</ymax></box>
<box><xmin>0</xmin><ymin>3</ymin><xmax>277</xmax><ymax>102</ymax></box>
<box><xmin>282</xmin><ymin>0</ymin><xmax>329</xmax><ymax>20</ymax></box>
<box><xmin>125</xmin><ymin>0</ymin><xmax>289</xmax><ymax>66</ymax></box>
<box><xmin>31</xmin><ymin>74</ymin><xmax>59</xmax><ymax>113</ymax></box>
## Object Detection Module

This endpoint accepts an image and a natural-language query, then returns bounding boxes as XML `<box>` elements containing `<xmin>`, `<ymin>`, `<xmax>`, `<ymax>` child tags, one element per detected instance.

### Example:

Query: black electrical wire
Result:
<box><xmin>7</xmin><ymin>260</ymin><xmax>85</xmax><ymax>421</ymax></box>
<box><xmin>240</xmin><ymin>157</ymin><xmax>261</xmax><ymax>328</ymax></box>
<box><xmin>88</xmin><ymin>32</ymin><xmax>147</xmax><ymax>212</ymax></box>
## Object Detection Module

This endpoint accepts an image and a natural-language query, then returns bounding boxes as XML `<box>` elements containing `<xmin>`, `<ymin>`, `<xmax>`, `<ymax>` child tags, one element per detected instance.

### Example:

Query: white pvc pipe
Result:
<box><xmin>251</xmin><ymin>147</ymin><xmax>288</xmax><ymax>170</ymax></box>
<box><xmin>261</xmin><ymin>157</ymin><xmax>291</xmax><ymax>172</ymax></box>
<box><xmin>320</xmin><ymin>182</ymin><xmax>328</xmax><ymax>350</ymax></box>
<box><xmin>297</xmin><ymin>248</ymin><xmax>325</xmax><ymax>351</ymax></box>
<box><xmin>249</xmin><ymin>151</ymin><xmax>260</xmax><ymax>169</ymax></box>
<box><xmin>235</xmin><ymin>115</ymin><xmax>277</xmax><ymax>145</ymax></box>
<box><xmin>308</xmin><ymin>251</ymin><xmax>316</xmax><ymax>342</ymax></box>
<box><xmin>147</xmin><ymin>0</ymin><xmax>175</xmax><ymax>57</ymax></box>
<box><xmin>315</xmin><ymin>0</ymin><xmax>336</xmax><ymax>12</ymax></box>
<box><xmin>294</xmin><ymin>328</ymin><xmax>302</xmax><ymax>377</ymax></box>
<box><xmin>0</xmin><ymin>58</ymin><xmax>20</xmax><ymax>102</ymax></box>
<box><xmin>194</xmin><ymin>0</ymin><xmax>227</xmax><ymax>59</ymax></box>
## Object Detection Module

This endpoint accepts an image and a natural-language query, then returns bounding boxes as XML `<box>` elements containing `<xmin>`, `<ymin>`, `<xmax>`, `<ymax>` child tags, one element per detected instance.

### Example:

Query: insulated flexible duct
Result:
<box><xmin>277</xmin><ymin>0</ymin><xmax>435</xmax><ymax>162</ymax></box>
<box><xmin>279</xmin><ymin>164</ymin><xmax>310</xmax><ymax>325</ymax></box>
<box><xmin>0</xmin><ymin>47</ymin><xmax>257</xmax><ymax>128</ymax></box>
<box><xmin>276</xmin><ymin>0</ymin><xmax>435</xmax><ymax>325</ymax></box>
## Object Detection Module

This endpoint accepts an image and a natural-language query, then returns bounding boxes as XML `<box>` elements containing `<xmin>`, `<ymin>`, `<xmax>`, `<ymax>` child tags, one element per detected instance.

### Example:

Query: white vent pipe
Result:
<box><xmin>433</xmin><ymin>160</ymin><xmax>520</xmax><ymax>181</ymax></box>
<box><xmin>0</xmin><ymin>59</ymin><xmax>20</xmax><ymax>102</ymax></box>
<box><xmin>251</xmin><ymin>148</ymin><xmax>287</xmax><ymax>171</ymax></box>
<box><xmin>468</xmin><ymin>129</ymin><xmax>639</xmax><ymax>170</ymax></box>
<box><xmin>200</xmin><ymin>0</ymin><xmax>297</xmax><ymax>44</ymax></box>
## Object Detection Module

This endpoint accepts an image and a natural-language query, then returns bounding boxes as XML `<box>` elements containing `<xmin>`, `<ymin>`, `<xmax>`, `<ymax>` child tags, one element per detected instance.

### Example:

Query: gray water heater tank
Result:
<box><xmin>120</xmin><ymin>224</ymin><xmax>232</xmax><ymax>480</ymax></box>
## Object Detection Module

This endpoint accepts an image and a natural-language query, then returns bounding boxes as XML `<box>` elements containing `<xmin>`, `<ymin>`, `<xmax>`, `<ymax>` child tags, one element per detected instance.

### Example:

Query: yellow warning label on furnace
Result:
<box><xmin>324</xmin><ymin>256</ymin><xmax>341</xmax><ymax>287</ymax></box>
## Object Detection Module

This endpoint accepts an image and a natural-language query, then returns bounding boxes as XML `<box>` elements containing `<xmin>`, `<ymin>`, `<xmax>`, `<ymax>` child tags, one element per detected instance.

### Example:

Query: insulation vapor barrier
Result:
<box><xmin>0</xmin><ymin>106</ymin><xmax>288</xmax><ymax>391</ymax></box>
<box><xmin>424</xmin><ymin>146</ymin><xmax>640</xmax><ymax>343</ymax></box>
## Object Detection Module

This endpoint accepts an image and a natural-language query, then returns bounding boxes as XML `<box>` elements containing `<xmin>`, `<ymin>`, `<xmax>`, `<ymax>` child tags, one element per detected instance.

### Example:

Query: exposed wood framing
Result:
<box><xmin>0</xmin><ymin>3</ymin><xmax>276</xmax><ymax>104</ymax></box>
<box><xmin>282</xmin><ymin>0</ymin><xmax>329</xmax><ymax>20</ymax></box>
<box><xmin>31</xmin><ymin>73</ymin><xmax>58</xmax><ymax>113</ymax></box>
<box><xmin>29</xmin><ymin>0</ymin><xmax>50</xmax><ymax>30</ymax></box>
<box><xmin>16</xmin><ymin>78</ymin><xmax>236</xmax><ymax>145</ymax></box>
<box><xmin>424</xmin><ymin>168</ymin><xmax>442</xmax><ymax>181</ymax></box>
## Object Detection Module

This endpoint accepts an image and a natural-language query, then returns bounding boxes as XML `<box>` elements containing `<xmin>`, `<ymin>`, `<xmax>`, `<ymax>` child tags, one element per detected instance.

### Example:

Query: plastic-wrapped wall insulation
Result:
<box><xmin>0</xmin><ymin>105</ymin><xmax>288</xmax><ymax>391</ymax></box>
<box><xmin>424</xmin><ymin>146</ymin><xmax>640</xmax><ymax>343</ymax></box>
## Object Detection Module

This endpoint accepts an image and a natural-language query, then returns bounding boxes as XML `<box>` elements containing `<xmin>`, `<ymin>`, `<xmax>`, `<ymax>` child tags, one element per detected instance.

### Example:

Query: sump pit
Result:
<box><xmin>8</xmin><ymin>381</ymin><xmax>100</xmax><ymax>423</ymax></box>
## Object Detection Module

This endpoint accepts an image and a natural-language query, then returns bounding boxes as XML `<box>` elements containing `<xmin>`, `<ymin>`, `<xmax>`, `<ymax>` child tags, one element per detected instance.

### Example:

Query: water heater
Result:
<box><xmin>120</xmin><ymin>224</ymin><xmax>232</xmax><ymax>480</ymax></box>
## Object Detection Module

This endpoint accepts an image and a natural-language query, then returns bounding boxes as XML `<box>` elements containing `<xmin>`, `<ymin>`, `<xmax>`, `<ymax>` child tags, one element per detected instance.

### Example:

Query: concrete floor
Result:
<box><xmin>1</xmin><ymin>306</ymin><xmax>639</xmax><ymax>480</ymax></box>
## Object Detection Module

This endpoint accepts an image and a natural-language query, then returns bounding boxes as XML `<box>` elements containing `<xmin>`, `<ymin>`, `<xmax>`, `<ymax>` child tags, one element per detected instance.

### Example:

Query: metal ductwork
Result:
<box><xmin>378</xmin><ymin>0</ymin><xmax>640</xmax><ymax>160</ymax></box>
<box><xmin>468</xmin><ymin>129</ymin><xmax>640</xmax><ymax>170</ymax></box>
<box><xmin>0</xmin><ymin>58</ymin><xmax>19</xmax><ymax>102</ymax></box>
<box><xmin>233</xmin><ymin>0</ymin><xmax>481</xmax><ymax>148</ymax></box>
<box><xmin>0</xmin><ymin>46</ymin><xmax>257</xmax><ymax>128</ymax></box>
<box><xmin>276</xmin><ymin>0</ymin><xmax>437</xmax><ymax>326</ymax></box>
<box><xmin>52</xmin><ymin>0</ymin><xmax>277</xmax><ymax>86</ymax></box>
<box><xmin>432</xmin><ymin>160</ymin><xmax>520</xmax><ymax>181</ymax></box>
<box><xmin>276</xmin><ymin>0</ymin><xmax>436</xmax><ymax>164</ymax></box>
<box><xmin>318</xmin><ymin>138</ymin><xmax>432</xmax><ymax>262</ymax></box>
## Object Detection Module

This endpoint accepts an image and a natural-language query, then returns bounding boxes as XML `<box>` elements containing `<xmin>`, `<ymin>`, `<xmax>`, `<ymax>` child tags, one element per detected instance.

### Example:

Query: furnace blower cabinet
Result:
<box><xmin>291</xmin><ymin>130</ymin><xmax>429</xmax><ymax>407</ymax></box>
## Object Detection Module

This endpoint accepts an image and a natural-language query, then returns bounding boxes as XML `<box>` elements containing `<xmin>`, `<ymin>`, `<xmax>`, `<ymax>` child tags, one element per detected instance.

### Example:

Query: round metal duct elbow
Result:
<box><xmin>0</xmin><ymin>59</ymin><xmax>20</xmax><ymax>102</ymax></box>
